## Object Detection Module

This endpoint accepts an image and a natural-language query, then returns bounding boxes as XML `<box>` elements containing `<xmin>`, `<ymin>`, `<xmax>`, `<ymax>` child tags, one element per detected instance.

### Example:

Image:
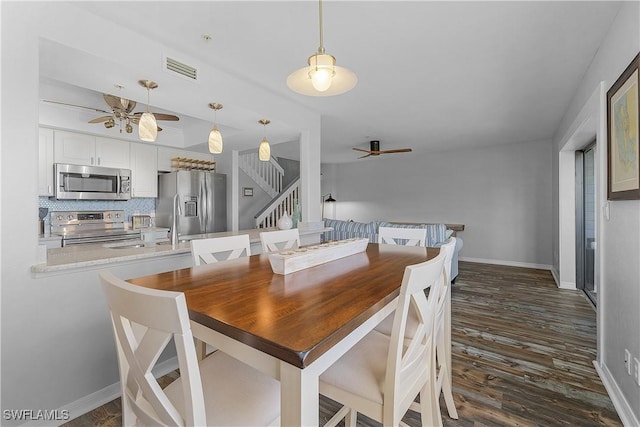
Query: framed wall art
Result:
<box><xmin>607</xmin><ymin>52</ymin><xmax>640</xmax><ymax>200</ymax></box>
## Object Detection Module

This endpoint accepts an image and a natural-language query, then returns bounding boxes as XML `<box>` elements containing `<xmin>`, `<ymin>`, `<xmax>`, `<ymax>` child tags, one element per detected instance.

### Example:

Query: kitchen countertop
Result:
<box><xmin>31</xmin><ymin>227</ymin><xmax>331</xmax><ymax>274</ymax></box>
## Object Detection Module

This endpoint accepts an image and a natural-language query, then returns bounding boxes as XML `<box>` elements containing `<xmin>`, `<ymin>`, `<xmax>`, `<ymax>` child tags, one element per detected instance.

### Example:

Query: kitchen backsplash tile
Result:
<box><xmin>39</xmin><ymin>197</ymin><xmax>156</xmax><ymax>223</ymax></box>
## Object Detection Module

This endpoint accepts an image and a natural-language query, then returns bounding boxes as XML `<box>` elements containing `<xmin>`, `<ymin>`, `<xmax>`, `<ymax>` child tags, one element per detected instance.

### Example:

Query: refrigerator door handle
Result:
<box><xmin>199</xmin><ymin>175</ymin><xmax>207</xmax><ymax>232</ymax></box>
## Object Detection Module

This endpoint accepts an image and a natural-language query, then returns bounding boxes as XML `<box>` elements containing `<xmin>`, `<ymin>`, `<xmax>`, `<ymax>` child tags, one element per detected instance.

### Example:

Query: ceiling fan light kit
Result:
<box><xmin>258</xmin><ymin>119</ymin><xmax>271</xmax><ymax>161</ymax></box>
<box><xmin>208</xmin><ymin>103</ymin><xmax>224</xmax><ymax>154</ymax></box>
<box><xmin>287</xmin><ymin>0</ymin><xmax>357</xmax><ymax>96</ymax></box>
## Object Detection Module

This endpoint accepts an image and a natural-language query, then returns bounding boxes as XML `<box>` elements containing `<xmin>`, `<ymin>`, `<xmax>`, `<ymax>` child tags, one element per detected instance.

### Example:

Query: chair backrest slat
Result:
<box><xmin>190</xmin><ymin>235</ymin><xmax>251</xmax><ymax>266</ymax></box>
<box><xmin>259</xmin><ymin>229</ymin><xmax>300</xmax><ymax>253</ymax></box>
<box><xmin>378</xmin><ymin>226</ymin><xmax>427</xmax><ymax>247</ymax></box>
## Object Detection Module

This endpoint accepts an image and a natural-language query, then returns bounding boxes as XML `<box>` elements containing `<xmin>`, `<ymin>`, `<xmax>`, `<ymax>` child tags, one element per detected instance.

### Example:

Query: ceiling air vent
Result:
<box><xmin>165</xmin><ymin>57</ymin><xmax>197</xmax><ymax>80</ymax></box>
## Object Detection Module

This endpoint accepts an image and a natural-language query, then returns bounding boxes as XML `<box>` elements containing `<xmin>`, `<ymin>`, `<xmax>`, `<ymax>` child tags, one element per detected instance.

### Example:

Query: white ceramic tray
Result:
<box><xmin>268</xmin><ymin>238</ymin><xmax>369</xmax><ymax>275</ymax></box>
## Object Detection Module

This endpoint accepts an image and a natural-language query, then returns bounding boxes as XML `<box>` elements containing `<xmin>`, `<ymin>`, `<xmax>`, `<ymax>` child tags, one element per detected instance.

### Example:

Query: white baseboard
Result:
<box><xmin>459</xmin><ymin>256</ymin><xmax>552</xmax><ymax>271</ymax></box>
<box><xmin>550</xmin><ymin>267</ymin><xmax>560</xmax><ymax>286</ymax></box>
<box><xmin>558</xmin><ymin>281</ymin><xmax>577</xmax><ymax>290</ymax></box>
<box><xmin>594</xmin><ymin>360</ymin><xmax>640</xmax><ymax>427</ymax></box>
<box><xmin>30</xmin><ymin>356</ymin><xmax>179</xmax><ymax>427</ymax></box>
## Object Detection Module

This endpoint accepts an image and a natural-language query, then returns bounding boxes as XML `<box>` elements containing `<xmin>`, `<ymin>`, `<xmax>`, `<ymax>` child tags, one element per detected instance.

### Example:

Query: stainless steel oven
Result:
<box><xmin>50</xmin><ymin>210</ymin><xmax>140</xmax><ymax>247</ymax></box>
<box><xmin>54</xmin><ymin>163</ymin><xmax>131</xmax><ymax>201</ymax></box>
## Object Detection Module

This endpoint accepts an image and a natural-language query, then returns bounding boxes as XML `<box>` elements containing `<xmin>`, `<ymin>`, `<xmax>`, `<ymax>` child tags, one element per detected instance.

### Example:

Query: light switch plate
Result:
<box><xmin>625</xmin><ymin>349</ymin><xmax>632</xmax><ymax>375</ymax></box>
<box><xmin>634</xmin><ymin>358</ymin><xmax>640</xmax><ymax>387</ymax></box>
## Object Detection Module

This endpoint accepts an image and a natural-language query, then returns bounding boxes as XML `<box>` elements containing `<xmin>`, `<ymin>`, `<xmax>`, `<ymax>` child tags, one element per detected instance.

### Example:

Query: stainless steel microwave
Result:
<box><xmin>54</xmin><ymin>163</ymin><xmax>131</xmax><ymax>200</ymax></box>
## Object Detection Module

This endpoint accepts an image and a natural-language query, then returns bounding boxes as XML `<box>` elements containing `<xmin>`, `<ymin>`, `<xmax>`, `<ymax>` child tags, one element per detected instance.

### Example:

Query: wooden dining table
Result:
<box><xmin>128</xmin><ymin>242</ymin><xmax>439</xmax><ymax>426</ymax></box>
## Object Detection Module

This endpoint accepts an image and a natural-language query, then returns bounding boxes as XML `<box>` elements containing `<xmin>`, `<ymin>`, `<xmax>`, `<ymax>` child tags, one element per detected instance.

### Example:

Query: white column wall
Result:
<box><xmin>0</xmin><ymin>2</ymin><xmax>321</xmax><ymax>420</ymax></box>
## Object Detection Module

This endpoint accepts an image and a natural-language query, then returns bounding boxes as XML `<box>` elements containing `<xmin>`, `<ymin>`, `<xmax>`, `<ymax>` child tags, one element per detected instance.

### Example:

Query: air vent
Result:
<box><xmin>165</xmin><ymin>57</ymin><xmax>197</xmax><ymax>80</ymax></box>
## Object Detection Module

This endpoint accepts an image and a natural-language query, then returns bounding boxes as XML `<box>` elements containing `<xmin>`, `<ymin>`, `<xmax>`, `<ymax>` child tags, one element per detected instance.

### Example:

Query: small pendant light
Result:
<box><xmin>138</xmin><ymin>80</ymin><xmax>158</xmax><ymax>142</ymax></box>
<box><xmin>258</xmin><ymin>119</ymin><xmax>271</xmax><ymax>162</ymax></box>
<box><xmin>208</xmin><ymin>103</ymin><xmax>224</xmax><ymax>154</ymax></box>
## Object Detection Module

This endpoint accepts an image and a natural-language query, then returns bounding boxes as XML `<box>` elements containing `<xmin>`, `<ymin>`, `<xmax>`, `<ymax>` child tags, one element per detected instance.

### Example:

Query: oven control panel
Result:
<box><xmin>50</xmin><ymin>210</ymin><xmax>125</xmax><ymax>226</ymax></box>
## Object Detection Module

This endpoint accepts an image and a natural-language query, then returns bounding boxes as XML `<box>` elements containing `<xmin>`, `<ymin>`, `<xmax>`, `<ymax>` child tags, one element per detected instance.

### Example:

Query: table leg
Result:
<box><xmin>279</xmin><ymin>361</ymin><xmax>319</xmax><ymax>426</ymax></box>
<box><xmin>194</xmin><ymin>338</ymin><xmax>206</xmax><ymax>361</ymax></box>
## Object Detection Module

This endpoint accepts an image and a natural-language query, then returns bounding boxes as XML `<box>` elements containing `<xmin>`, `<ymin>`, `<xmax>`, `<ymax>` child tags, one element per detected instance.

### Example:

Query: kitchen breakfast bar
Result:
<box><xmin>31</xmin><ymin>226</ymin><xmax>328</xmax><ymax>274</ymax></box>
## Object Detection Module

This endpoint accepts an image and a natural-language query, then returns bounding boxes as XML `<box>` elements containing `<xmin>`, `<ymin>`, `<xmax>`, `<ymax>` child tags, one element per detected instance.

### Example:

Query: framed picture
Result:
<box><xmin>607</xmin><ymin>52</ymin><xmax>640</xmax><ymax>200</ymax></box>
<box><xmin>243</xmin><ymin>187</ymin><xmax>254</xmax><ymax>197</ymax></box>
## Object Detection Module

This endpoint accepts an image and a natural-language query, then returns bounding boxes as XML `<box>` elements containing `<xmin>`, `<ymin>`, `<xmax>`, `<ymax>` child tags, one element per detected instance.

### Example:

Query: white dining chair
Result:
<box><xmin>259</xmin><ymin>228</ymin><xmax>300</xmax><ymax>253</ymax></box>
<box><xmin>190</xmin><ymin>235</ymin><xmax>251</xmax><ymax>266</ymax></box>
<box><xmin>433</xmin><ymin>237</ymin><xmax>458</xmax><ymax>421</ymax></box>
<box><xmin>319</xmin><ymin>252</ymin><xmax>447</xmax><ymax>427</ymax></box>
<box><xmin>378</xmin><ymin>226</ymin><xmax>427</xmax><ymax>247</ymax></box>
<box><xmin>100</xmin><ymin>271</ymin><xmax>280</xmax><ymax>426</ymax></box>
<box><xmin>373</xmin><ymin>237</ymin><xmax>459</xmax><ymax>421</ymax></box>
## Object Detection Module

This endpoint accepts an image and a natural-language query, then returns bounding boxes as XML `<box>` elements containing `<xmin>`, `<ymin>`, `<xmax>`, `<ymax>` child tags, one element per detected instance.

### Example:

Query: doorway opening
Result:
<box><xmin>576</xmin><ymin>141</ymin><xmax>597</xmax><ymax>306</ymax></box>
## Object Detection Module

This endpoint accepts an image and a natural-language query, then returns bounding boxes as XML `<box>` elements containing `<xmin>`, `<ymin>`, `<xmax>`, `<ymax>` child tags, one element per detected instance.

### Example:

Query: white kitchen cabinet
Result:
<box><xmin>38</xmin><ymin>127</ymin><xmax>55</xmax><ymax>196</ymax></box>
<box><xmin>95</xmin><ymin>137</ymin><xmax>130</xmax><ymax>168</ymax></box>
<box><xmin>157</xmin><ymin>146</ymin><xmax>214</xmax><ymax>172</ymax></box>
<box><xmin>54</xmin><ymin>131</ymin><xmax>130</xmax><ymax>168</ymax></box>
<box><xmin>130</xmin><ymin>143</ymin><xmax>158</xmax><ymax>198</ymax></box>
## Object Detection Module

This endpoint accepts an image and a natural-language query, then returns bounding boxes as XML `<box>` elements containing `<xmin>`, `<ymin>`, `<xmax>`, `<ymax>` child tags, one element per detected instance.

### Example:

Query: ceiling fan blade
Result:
<box><xmin>379</xmin><ymin>148</ymin><xmax>413</xmax><ymax>154</ymax></box>
<box><xmin>132</xmin><ymin>112</ymin><xmax>179</xmax><ymax>121</ymax></box>
<box><xmin>103</xmin><ymin>94</ymin><xmax>137</xmax><ymax>113</ymax></box>
<box><xmin>153</xmin><ymin>113</ymin><xmax>179</xmax><ymax>121</ymax></box>
<box><xmin>157</xmin><ymin>125</ymin><xmax>163</xmax><ymax>132</ymax></box>
<box><xmin>352</xmin><ymin>147</ymin><xmax>372</xmax><ymax>153</ymax></box>
<box><xmin>358</xmin><ymin>153</ymin><xmax>372</xmax><ymax>159</ymax></box>
<box><xmin>42</xmin><ymin>99</ymin><xmax>110</xmax><ymax>114</ymax></box>
<box><xmin>88</xmin><ymin>116</ymin><xmax>113</xmax><ymax>124</ymax></box>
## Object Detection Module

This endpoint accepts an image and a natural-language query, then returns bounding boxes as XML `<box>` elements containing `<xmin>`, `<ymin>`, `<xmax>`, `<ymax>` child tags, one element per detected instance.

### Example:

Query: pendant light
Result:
<box><xmin>138</xmin><ymin>80</ymin><xmax>158</xmax><ymax>142</ymax></box>
<box><xmin>286</xmin><ymin>0</ymin><xmax>357</xmax><ymax>96</ymax></box>
<box><xmin>208</xmin><ymin>103</ymin><xmax>224</xmax><ymax>154</ymax></box>
<box><xmin>258</xmin><ymin>119</ymin><xmax>271</xmax><ymax>162</ymax></box>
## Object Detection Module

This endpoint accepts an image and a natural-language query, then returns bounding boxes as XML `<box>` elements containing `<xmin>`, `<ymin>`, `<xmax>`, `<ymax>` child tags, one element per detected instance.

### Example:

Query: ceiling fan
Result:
<box><xmin>43</xmin><ymin>88</ymin><xmax>179</xmax><ymax>135</ymax></box>
<box><xmin>352</xmin><ymin>140</ymin><xmax>413</xmax><ymax>159</ymax></box>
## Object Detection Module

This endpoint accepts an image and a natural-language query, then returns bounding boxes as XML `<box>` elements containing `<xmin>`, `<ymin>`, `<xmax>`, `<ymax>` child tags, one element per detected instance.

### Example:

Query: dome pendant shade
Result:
<box><xmin>208</xmin><ymin>126</ymin><xmax>223</xmax><ymax>154</ymax></box>
<box><xmin>287</xmin><ymin>59</ymin><xmax>357</xmax><ymax>97</ymax></box>
<box><xmin>286</xmin><ymin>0</ymin><xmax>357</xmax><ymax>96</ymax></box>
<box><xmin>138</xmin><ymin>112</ymin><xmax>158</xmax><ymax>142</ymax></box>
<box><xmin>259</xmin><ymin>137</ymin><xmax>271</xmax><ymax>161</ymax></box>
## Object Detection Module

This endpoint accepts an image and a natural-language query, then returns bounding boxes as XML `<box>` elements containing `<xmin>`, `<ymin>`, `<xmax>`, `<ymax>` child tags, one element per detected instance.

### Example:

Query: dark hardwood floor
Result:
<box><xmin>64</xmin><ymin>261</ymin><xmax>620</xmax><ymax>427</ymax></box>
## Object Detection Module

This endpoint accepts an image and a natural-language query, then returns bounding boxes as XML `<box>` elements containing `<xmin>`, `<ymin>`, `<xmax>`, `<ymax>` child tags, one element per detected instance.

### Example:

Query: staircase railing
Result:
<box><xmin>255</xmin><ymin>178</ymin><xmax>300</xmax><ymax>228</ymax></box>
<box><xmin>238</xmin><ymin>152</ymin><xmax>283</xmax><ymax>198</ymax></box>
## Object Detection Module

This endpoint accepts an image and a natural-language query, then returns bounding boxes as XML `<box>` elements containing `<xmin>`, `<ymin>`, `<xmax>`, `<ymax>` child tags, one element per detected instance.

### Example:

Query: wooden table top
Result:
<box><xmin>128</xmin><ymin>243</ymin><xmax>439</xmax><ymax>368</ymax></box>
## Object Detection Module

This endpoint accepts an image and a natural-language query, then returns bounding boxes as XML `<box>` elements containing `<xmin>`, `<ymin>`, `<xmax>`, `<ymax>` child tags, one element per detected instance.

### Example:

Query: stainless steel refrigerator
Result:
<box><xmin>156</xmin><ymin>170</ymin><xmax>227</xmax><ymax>236</ymax></box>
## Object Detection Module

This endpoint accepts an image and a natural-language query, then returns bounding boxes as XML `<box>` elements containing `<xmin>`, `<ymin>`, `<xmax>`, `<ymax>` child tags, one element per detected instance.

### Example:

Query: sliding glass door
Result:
<box><xmin>576</xmin><ymin>143</ymin><xmax>597</xmax><ymax>305</ymax></box>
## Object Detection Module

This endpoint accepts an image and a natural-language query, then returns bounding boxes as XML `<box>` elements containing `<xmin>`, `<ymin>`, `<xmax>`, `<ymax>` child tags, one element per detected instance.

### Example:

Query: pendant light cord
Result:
<box><xmin>318</xmin><ymin>0</ymin><xmax>325</xmax><ymax>54</ymax></box>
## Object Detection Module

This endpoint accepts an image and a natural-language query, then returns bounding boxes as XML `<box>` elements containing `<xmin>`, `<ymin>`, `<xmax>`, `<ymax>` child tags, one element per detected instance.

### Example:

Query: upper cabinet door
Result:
<box><xmin>38</xmin><ymin>128</ymin><xmax>55</xmax><ymax>196</ymax></box>
<box><xmin>95</xmin><ymin>137</ymin><xmax>130</xmax><ymax>169</ymax></box>
<box><xmin>130</xmin><ymin>143</ymin><xmax>158</xmax><ymax>198</ymax></box>
<box><xmin>53</xmin><ymin>132</ymin><xmax>130</xmax><ymax>168</ymax></box>
<box><xmin>53</xmin><ymin>130</ymin><xmax>96</xmax><ymax>165</ymax></box>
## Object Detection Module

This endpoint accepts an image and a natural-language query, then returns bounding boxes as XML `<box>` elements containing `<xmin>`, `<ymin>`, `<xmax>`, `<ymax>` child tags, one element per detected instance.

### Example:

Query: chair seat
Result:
<box><xmin>164</xmin><ymin>351</ymin><xmax>281</xmax><ymax>426</ymax></box>
<box><xmin>320</xmin><ymin>330</ymin><xmax>390</xmax><ymax>412</ymax></box>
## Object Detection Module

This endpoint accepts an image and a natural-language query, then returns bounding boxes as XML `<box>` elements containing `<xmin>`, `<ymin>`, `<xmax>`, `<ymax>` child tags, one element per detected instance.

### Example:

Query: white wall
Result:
<box><xmin>326</xmin><ymin>140</ymin><xmax>553</xmax><ymax>267</ymax></box>
<box><xmin>552</xmin><ymin>1</ymin><xmax>640</xmax><ymax>424</ymax></box>
<box><xmin>0</xmin><ymin>2</ymin><xmax>320</xmax><ymax>422</ymax></box>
